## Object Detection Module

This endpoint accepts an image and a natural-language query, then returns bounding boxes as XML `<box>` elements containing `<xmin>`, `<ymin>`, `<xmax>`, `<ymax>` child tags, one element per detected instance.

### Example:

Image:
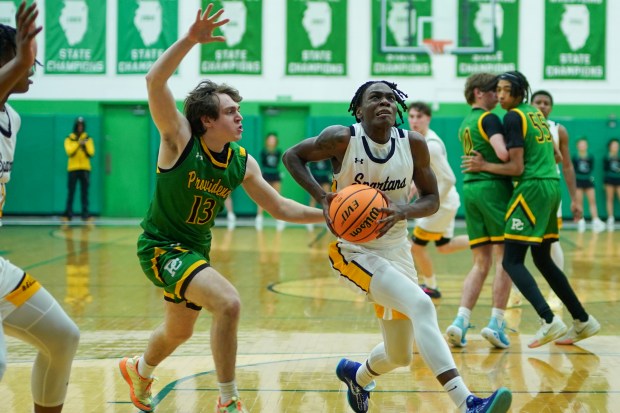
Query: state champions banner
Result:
<box><xmin>371</xmin><ymin>0</ymin><xmax>432</xmax><ymax>77</ymax></box>
<box><xmin>456</xmin><ymin>0</ymin><xmax>519</xmax><ymax>78</ymax></box>
<box><xmin>0</xmin><ymin>1</ymin><xmax>19</xmax><ymax>27</ymax></box>
<box><xmin>544</xmin><ymin>0</ymin><xmax>606</xmax><ymax>80</ymax></box>
<box><xmin>45</xmin><ymin>0</ymin><xmax>106</xmax><ymax>74</ymax></box>
<box><xmin>200</xmin><ymin>0</ymin><xmax>262</xmax><ymax>75</ymax></box>
<box><xmin>286</xmin><ymin>0</ymin><xmax>347</xmax><ymax>76</ymax></box>
<box><xmin>117</xmin><ymin>0</ymin><xmax>178</xmax><ymax>75</ymax></box>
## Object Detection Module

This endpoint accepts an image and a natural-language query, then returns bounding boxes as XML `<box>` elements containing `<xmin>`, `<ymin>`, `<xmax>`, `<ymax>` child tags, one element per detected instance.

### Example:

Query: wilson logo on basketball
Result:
<box><xmin>347</xmin><ymin>207</ymin><xmax>382</xmax><ymax>238</ymax></box>
<box><xmin>329</xmin><ymin>184</ymin><xmax>387</xmax><ymax>243</ymax></box>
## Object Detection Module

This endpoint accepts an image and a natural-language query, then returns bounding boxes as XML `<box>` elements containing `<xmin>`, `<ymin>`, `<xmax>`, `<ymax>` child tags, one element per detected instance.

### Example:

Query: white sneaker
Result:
<box><xmin>528</xmin><ymin>316</ymin><xmax>567</xmax><ymax>348</ymax></box>
<box><xmin>255</xmin><ymin>214</ymin><xmax>263</xmax><ymax>231</ymax></box>
<box><xmin>577</xmin><ymin>218</ymin><xmax>586</xmax><ymax>233</ymax></box>
<box><xmin>607</xmin><ymin>217</ymin><xmax>615</xmax><ymax>231</ymax></box>
<box><xmin>306</xmin><ymin>223</ymin><xmax>314</xmax><ymax>232</ymax></box>
<box><xmin>276</xmin><ymin>220</ymin><xmax>285</xmax><ymax>232</ymax></box>
<box><xmin>555</xmin><ymin>315</ymin><xmax>600</xmax><ymax>345</ymax></box>
<box><xmin>227</xmin><ymin>212</ymin><xmax>236</xmax><ymax>230</ymax></box>
<box><xmin>592</xmin><ymin>217</ymin><xmax>605</xmax><ymax>233</ymax></box>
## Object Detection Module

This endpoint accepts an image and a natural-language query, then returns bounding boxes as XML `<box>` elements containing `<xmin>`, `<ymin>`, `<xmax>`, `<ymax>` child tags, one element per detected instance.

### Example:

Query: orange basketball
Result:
<box><xmin>329</xmin><ymin>184</ymin><xmax>388</xmax><ymax>243</ymax></box>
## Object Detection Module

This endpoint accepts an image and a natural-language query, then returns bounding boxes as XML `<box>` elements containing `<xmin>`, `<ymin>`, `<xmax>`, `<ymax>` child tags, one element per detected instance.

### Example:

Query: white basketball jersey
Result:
<box><xmin>547</xmin><ymin>119</ymin><xmax>561</xmax><ymax>174</ymax></box>
<box><xmin>425</xmin><ymin>129</ymin><xmax>460</xmax><ymax>210</ymax></box>
<box><xmin>333</xmin><ymin>123</ymin><xmax>413</xmax><ymax>247</ymax></box>
<box><xmin>0</xmin><ymin>104</ymin><xmax>21</xmax><ymax>184</ymax></box>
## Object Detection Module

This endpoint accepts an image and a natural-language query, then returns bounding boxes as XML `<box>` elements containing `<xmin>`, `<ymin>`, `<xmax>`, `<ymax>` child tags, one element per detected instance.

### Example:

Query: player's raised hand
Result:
<box><xmin>15</xmin><ymin>1</ymin><xmax>42</xmax><ymax>67</ymax></box>
<box><xmin>187</xmin><ymin>4</ymin><xmax>229</xmax><ymax>44</ymax></box>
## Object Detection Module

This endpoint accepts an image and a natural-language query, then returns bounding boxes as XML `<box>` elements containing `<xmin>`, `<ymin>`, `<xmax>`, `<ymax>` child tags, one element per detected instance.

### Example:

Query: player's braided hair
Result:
<box><xmin>348</xmin><ymin>80</ymin><xmax>409</xmax><ymax>127</ymax></box>
<box><xmin>497</xmin><ymin>70</ymin><xmax>531</xmax><ymax>103</ymax></box>
<box><xmin>0</xmin><ymin>24</ymin><xmax>17</xmax><ymax>63</ymax></box>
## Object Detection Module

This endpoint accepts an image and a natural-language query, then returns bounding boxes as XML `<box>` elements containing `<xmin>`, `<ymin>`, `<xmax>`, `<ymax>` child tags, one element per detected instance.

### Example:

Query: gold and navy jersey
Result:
<box><xmin>141</xmin><ymin>137</ymin><xmax>247</xmax><ymax>254</ymax></box>
<box><xmin>0</xmin><ymin>103</ymin><xmax>21</xmax><ymax>184</ymax></box>
<box><xmin>333</xmin><ymin>123</ymin><xmax>412</xmax><ymax>247</ymax></box>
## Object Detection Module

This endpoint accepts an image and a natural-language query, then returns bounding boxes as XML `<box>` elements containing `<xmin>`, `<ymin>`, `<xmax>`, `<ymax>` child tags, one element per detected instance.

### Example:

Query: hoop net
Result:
<box><xmin>422</xmin><ymin>39</ymin><xmax>453</xmax><ymax>55</ymax></box>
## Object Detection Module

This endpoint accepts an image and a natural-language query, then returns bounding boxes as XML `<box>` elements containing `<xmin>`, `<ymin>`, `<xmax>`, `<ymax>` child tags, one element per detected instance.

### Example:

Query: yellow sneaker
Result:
<box><xmin>119</xmin><ymin>356</ymin><xmax>156</xmax><ymax>412</ymax></box>
<box><xmin>216</xmin><ymin>396</ymin><xmax>249</xmax><ymax>413</ymax></box>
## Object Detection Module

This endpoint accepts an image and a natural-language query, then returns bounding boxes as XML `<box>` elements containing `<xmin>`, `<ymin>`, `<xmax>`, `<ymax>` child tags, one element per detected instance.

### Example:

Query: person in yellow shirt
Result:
<box><xmin>63</xmin><ymin>117</ymin><xmax>95</xmax><ymax>221</ymax></box>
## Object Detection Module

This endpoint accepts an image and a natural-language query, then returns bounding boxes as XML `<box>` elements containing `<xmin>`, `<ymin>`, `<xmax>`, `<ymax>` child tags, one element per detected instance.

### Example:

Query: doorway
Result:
<box><xmin>260</xmin><ymin>106</ymin><xmax>310</xmax><ymax>204</ymax></box>
<box><xmin>102</xmin><ymin>105</ymin><xmax>151</xmax><ymax>217</ymax></box>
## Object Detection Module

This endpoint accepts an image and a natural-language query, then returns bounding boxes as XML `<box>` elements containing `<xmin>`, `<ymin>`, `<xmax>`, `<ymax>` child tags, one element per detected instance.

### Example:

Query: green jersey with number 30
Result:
<box><xmin>509</xmin><ymin>103</ymin><xmax>558</xmax><ymax>182</ymax></box>
<box><xmin>140</xmin><ymin>137</ymin><xmax>247</xmax><ymax>254</ymax></box>
<box><xmin>458</xmin><ymin>108</ymin><xmax>507</xmax><ymax>182</ymax></box>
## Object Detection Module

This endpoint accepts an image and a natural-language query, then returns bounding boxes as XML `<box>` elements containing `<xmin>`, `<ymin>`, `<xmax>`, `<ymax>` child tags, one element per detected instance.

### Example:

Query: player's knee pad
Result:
<box><xmin>48</xmin><ymin>320</ymin><xmax>80</xmax><ymax>359</ymax></box>
<box><xmin>414</xmin><ymin>292</ymin><xmax>435</xmax><ymax>317</ymax></box>
<box><xmin>385</xmin><ymin>349</ymin><xmax>413</xmax><ymax>367</ymax></box>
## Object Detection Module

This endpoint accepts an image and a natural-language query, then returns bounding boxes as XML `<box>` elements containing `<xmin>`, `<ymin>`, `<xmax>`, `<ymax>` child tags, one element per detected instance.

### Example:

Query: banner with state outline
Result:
<box><xmin>456</xmin><ymin>0</ymin><xmax>519</xmax><ymax>78</ymax></box>
<box><xmin>286</xmin><ymin>0</ymin><xmax>347</xmax><ymax>76</ymax></box>
<box><xmin>117</xmin><ymin>0</ymin><xmax>178</xmax><ymax>75</ymax></box>
<box><xmin>200</xmin><ymin>0</ymin><xmax>262</xmax><ymax>75</ymax></box>
<box><xmin>543</xmin><ymin>0</ymin><xmax>606</xmax><ymax>80</ymax></box>
<box><xmin>371</xmin><ymin>0</ymin><xmax>433</xmax><ymax>77</ymax></box>
<box><xmin>45</xmin><ymin>0</ymin><xmax>106</xmax><ymax>74</ymax></box>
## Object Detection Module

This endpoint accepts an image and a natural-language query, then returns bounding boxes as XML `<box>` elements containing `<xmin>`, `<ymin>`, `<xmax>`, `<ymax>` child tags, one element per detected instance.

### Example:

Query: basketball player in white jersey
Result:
<box><xmin>283</xmin><ymin>80</ymin><xmax>511</xmax><ymax>413</ymax></box>
<box><xmin>407</xmin><ymin>101</ymin><xmax>468</xmax><ymax>298</ymax></box>
<box><xmin>0</xmin><ymin>4</ymin><xmax>80</xmax><ymax>412</ymax></box>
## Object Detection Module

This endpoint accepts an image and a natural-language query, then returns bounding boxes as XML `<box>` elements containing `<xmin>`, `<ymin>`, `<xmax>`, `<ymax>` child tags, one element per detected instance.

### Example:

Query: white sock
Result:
<box><xmin>137</xmin><ymin>356</ymin><xmax>156</xmax><ymax>378</ymax></box>
<box><xmin>491</xmin><ymin>308</ymin><xmax>505</xmax><ymax>325</ymax></box>
<box><xmin>218</xmin><ymin>380</ymin><xmax>239</xmax><ymax>404</ymax></box>
<box><xmin>457</xmin><ymin>307</ymin><xmax>472</xmax><ymax>326</ymax></box>
<box><xmin>443</xmin><ymin>376</ymin><xmax>471</xmax><ymax>411</ymax></box>
<box><xmin>424</xmin><ymin>274</ymin><xmax>437</xmax><ymax>289</ymax></box>
<box><xmin>355</xmin><ymin>362</ymin><xmax>377</xmax><ymax>388</ymax></box>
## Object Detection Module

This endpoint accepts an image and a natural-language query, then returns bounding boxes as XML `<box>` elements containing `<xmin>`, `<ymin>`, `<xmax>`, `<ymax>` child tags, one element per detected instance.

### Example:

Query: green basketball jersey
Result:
<box><xmin>510</xmin><ymin>103</ymin><xmax>558</xmax><ymax>182</ymax></box>
<box><xmin>458</xmin><ymin>108</ymin><xmax>507</xmax><ymax>182</ymax></box>
<box><xmin>141</xmin><ymin>137</ymin><xmax>247</xmax><ymax>254</ymax></box>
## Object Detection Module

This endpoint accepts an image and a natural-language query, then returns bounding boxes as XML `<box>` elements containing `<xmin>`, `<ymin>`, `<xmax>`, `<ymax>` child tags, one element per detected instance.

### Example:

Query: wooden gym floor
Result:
<box><xmin>1</xmin><ymin>219</ymin><xmax>619</xmax><ymax>412</ymax></box>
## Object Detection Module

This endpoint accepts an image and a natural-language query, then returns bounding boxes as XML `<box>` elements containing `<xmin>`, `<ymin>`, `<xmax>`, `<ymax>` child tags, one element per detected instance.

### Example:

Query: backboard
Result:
<box><xmin>379</xmin><ymin>0</ymin><xmax>500</xmax><ymax>55</ymax></box>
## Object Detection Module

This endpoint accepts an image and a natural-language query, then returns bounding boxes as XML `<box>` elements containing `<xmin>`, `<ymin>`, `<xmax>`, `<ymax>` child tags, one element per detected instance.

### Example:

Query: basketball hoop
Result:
<box><xmin>422</xmin><ymin>39</ymin><xmax>453</xmax><ymax>55</ymax></box>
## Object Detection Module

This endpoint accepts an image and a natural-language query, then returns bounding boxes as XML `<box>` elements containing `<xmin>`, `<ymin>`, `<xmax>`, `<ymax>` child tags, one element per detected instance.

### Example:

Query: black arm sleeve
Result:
<box><xmin>504</xmin><ymin>111</ymin><xmax>525</xmax><ymax>149</ymax></box>
<box><xmin>480</xmin><ymin>113</ymin><xmax>504</xmax><ymax>139</ymax></box>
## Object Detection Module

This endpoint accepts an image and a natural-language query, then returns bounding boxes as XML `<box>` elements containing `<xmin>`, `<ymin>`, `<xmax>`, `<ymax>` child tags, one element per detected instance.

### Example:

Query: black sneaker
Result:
<box><xmin>420</xmin><ymin>284</ymin><xmax>442</xmax><ymax>298</ymax></box>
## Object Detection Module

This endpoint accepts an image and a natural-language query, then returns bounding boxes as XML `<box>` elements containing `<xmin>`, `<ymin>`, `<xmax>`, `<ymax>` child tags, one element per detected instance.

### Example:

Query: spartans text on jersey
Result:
<box><xmin>353</xmin><ymin>173</ymin><xmax>407</xmax><ymax>192</ymax></box>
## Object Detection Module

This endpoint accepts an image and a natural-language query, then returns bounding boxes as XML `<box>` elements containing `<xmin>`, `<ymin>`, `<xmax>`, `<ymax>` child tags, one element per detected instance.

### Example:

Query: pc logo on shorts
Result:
<box><xmin>511</xmin><ymin>218</ymin><xmax>524</xmax><ymax>231</ymax></box>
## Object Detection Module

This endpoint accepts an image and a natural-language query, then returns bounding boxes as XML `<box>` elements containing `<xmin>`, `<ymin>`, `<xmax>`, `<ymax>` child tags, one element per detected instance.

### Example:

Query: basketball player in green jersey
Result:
<box><xmin>118</xmin><ymin>5</ymin><xmax>324</xmax><ymax>413</ymax></box>
<box><xmin>446</xmin><ymin>73</ymin><xmax>514</xmax><ymax>350</ymax></box>
<box><xmin>463</xmin><ymin>71</ymin><xmax>600</xmax><ymax>349</ymax></box>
